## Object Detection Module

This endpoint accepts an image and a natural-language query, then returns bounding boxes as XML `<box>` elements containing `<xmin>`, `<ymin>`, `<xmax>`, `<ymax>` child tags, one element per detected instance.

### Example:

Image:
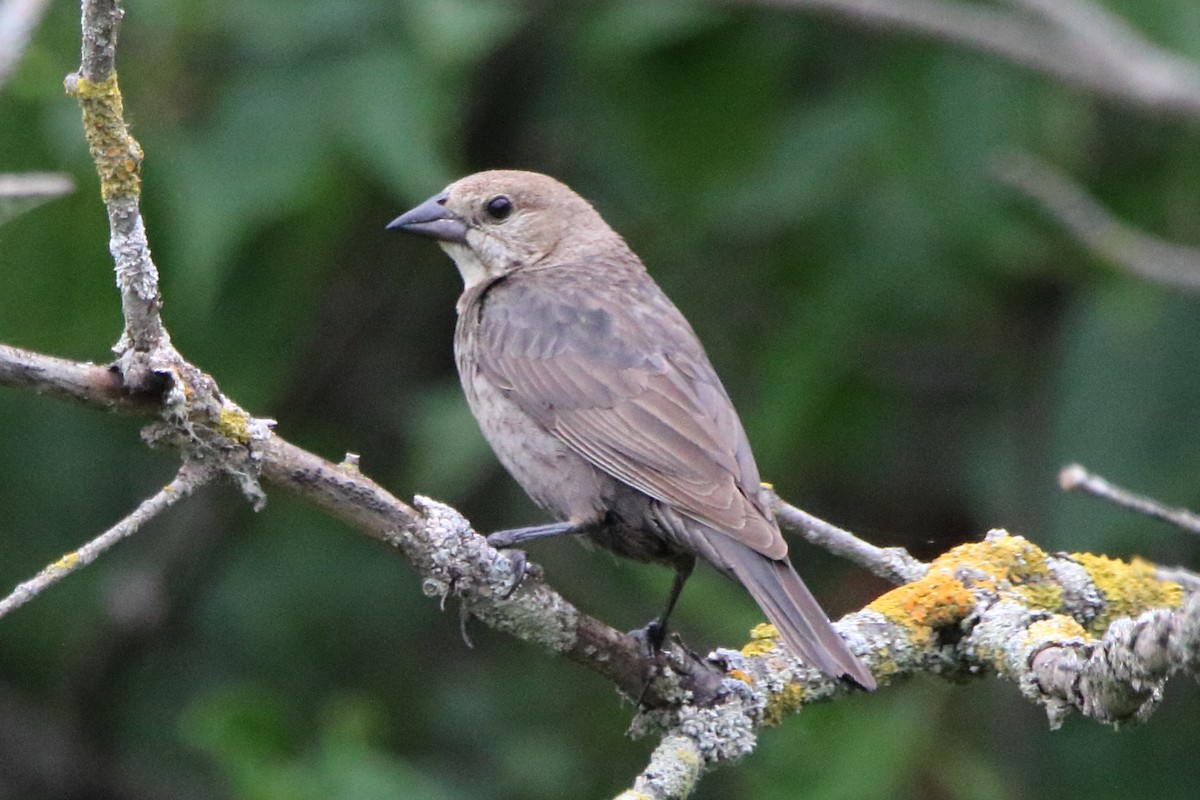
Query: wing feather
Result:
<box><xmin>469</xmin><ymin>261</ymin><xmax>786</xmax><ymax>559</ymax></box>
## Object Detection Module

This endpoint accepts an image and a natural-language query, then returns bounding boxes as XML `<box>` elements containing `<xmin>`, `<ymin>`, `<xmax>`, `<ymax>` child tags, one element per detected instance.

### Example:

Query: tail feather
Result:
<box><xmin>707</xmin><ymin>533</ymin><xmax>876</xmax><ymax>690</ymax></box>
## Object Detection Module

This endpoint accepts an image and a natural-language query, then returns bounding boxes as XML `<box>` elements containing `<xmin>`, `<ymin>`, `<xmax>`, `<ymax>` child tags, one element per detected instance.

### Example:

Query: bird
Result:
<box><xmin>387</xmin><ymin>170</ymin><xmax>875</xmax><ymax>690</ymax></box>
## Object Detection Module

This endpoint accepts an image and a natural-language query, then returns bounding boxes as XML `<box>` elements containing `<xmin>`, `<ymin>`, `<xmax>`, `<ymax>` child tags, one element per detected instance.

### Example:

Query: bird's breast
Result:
<box><xmin>455</xmin><ymin>335</ymin><xmax>612</xmax><ymax>525</ymax></box>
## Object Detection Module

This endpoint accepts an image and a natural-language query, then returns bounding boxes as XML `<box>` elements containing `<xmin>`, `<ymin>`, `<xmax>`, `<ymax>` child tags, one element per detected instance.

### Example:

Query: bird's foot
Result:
<box><xmin>628</xmin><ymin>619</ymin><xmax>669</xmax><ymax>656</ymax></box>
<box><xmin>490</xmin><ymin>546</ymin><xmax>528</xmax><ymax>599</ymax></box>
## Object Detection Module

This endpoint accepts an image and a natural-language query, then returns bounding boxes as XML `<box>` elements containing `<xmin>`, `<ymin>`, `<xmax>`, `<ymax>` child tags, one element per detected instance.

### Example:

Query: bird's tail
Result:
<box><xmin>709</xmin><ymin>534</ymin><xmax>876</xmax><ymax>690</ymax></box>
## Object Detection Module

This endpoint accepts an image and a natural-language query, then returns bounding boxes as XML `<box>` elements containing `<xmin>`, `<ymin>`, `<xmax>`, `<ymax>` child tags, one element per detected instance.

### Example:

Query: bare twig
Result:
<box><xmin>0</xmin><ymin>0</ymin><xmax>52</xmax><ymax>89</ymax></box>
<box><xmin>0</xmin><ymin>463</ymin><xmax>213</xmax><ymax>619</ymax></box>
<box><xmin>768</xmin><ymin>491</ymin><xmax>929</xmax><ymax>584</ymax></box>
<box><xmin>0</xmin><ymin>172</ymin><xmax>73</xmax><ymax>198</ymax></box>
<box><xmin>1059</xmin><ymin>463</ymin><xmax>1200</xmax><ymax>536</ymax></box>
<box><xmin>996</xmin><ymin>152</ymin><xmax>1200</xmax><ymax>292</ymax></box>
<box><xmin>0</xmin><ymin>171</ymin><xmax>74</xmax><ymax>219</ymax></box>
<box><xmin>0</xmin><ymin>173</ymin><xmax>73</xmax><ymax>226</ymax></box>
<box><xmin>731</xmin><ymin>0</ymin><xmax>1200</xmax><ymax>121</ymax></box>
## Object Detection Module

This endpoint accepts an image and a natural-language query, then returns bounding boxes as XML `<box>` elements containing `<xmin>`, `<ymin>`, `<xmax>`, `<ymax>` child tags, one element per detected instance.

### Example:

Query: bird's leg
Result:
<box><xmin>486</xmin><ymin>521</ymin><xmax>579</xmax><ymax>549</ymax></box>
<box><xmin>486</xmin><ymin>521</ymin><xmax>587</xmax><ymax>598</ymax></box>
<box><xmin>635</xmin><ymin>558</ymin><xmax>695</xmax><ymax>652</ymax></box>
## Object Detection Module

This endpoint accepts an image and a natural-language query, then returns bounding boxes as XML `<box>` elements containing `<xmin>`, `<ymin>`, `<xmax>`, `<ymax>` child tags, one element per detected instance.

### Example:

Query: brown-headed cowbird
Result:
<box><xmin>388</xmin><ymin>171</ymin><xmax>874</xmax><ymax>690</ymax></box>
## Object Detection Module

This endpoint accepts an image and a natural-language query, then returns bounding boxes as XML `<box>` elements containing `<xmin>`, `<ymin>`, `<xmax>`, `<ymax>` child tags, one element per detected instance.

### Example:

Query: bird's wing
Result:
<box><xmin>469</xmin><ymin>262</ymin><xmax>786</xmax><ymax>560</ymax></box>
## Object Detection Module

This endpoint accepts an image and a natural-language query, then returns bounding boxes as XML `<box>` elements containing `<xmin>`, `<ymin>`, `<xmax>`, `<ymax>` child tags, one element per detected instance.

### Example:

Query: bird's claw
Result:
<box><xmin>629</xmin><ymin>619</ymin><xmax>669</xmax><ymax>656</ymax></box>
<box><xmin>495</xmin><ymin>547</ymin><xmax>527</xmax><ymax>599</ymax></box>
<box><xmin>486</xmin><ymin>529</ymin><xmax>519</xmax><ymax>550</ymax></box>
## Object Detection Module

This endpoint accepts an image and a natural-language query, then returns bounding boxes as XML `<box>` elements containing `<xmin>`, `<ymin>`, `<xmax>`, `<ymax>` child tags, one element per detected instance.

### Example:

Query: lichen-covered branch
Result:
<box><xmin>1</xmin><ymin>341</ymin><xmax>1195</xmax><ymax>797</ymax></box>
<box><xmin>1027</xmin><ymin>595</ymin><xmax>1200</xmax><ymax>726</ymax></box>
<box><xmin>614</xmin><ymin>734</ymin><xmax>704</xmax><ymax>800</ymax></box>
<box><xmin>65</xmin><ymin>0</ymin><xmax>169</xmax><ymax>373</ymax></box>
<box><xmin>613</xmin><ymin>530</ymin><xmax>1194</xmax><ymax>798</ymax></box>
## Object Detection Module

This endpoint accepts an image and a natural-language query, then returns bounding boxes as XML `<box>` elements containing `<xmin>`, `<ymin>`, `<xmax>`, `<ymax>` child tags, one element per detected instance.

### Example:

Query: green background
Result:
<box><xmin>2</xmin><ymin>1</ymin><xmax>1198</xmax><ymax>798</ymax></box>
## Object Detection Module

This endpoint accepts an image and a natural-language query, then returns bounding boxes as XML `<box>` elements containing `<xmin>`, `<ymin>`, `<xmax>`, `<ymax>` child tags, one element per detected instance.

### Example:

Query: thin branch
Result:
<box><xmin>995</xmin><ymin>151</ymin><xmax>1200</xmax><ymax>292</ymax></box>
<box><xmin>0</xmin><ymin>172</ymin><xmax>74</xmax><ymax>197</ymax></box>
<box><xmin>731</xmin><ymin>0</ymin><xmax>1200</xmax><ymax>121</ymax></box>
<box><xmin>0</xmin><ymin>172</ymin><xmax>74</xmax><ymax>225</ymax></box>
<box><xmin>65</xmin><ymin>0</ymin><xmax>170</xmax><ymax>381</ymax></box>
<box><xmin>77</xmin><ymin>0</ymin><xmax>119</xmax><ymax>84</ymax></box>
<box><xmin>1059</xmin><ymin>463</ymin><xmax>1200</xmax><ymax>536</ymax></box>
<box><xmin>0</xmin><ymin>344</ymin><xmax>157</xmax><ymax>411</ymax></box>
<box><xmin>769</xmin><ymin>491</ymin><xmax>928</xmax><ymax>584</ymax></box>
<box><xmin>0</xmin><ymin>0</ymin><xmax>52</xmax><ymax>89</ymax></box>
<box><xmin>0</xmin><ymin>462</ymin><xmax>213</xmax><ymax>619</ymax></box>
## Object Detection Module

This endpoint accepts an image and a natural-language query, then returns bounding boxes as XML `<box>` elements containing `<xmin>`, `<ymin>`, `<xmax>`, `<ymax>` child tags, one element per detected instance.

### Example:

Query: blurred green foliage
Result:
<box><xmin>1</xmin><ymin>1</ymin><xmax>1199</xmax><ymax>798</ymax></box>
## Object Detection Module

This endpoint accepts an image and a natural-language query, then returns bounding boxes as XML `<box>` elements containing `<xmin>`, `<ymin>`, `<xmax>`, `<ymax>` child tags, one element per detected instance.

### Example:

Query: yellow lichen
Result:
<box><xmin>739</xmin><ymin>623</ymin><xmax>807</xmax><ymax>724</ymax></box>
<box><xmin>1025</xmin><ymin>615</ymin><xmax>1090</xmax><ymax>650</ymax></box>
<box><xmin>217</xmin><ymin>407</ymin><xmax>252</xmax><ymax>444</ymax></box>
<box><xmin>866</xmin><ymin>533</ymin><xmax>1066</xmax><ymax>649</ymax></box>
<box><xmin>727</xmin><ymin>668</ymin><xmax>753</xmax><ymax>686</ymax></box>
<box><xmin>65</xmin><ymin>73</ymin><xmax>143</xmax><ymax>201</ymax></box>
<box><xmin>760</xmin><ymin>682</ymin><xmax>806</xmax><ymax>727</ymax></box>
<box><xmin>867</xmin><ymin>569</ymin><xmax>975</xmax><ymax>645</ymax></box>
<box><xmin>933</xmin><ymin>534</ymin><xmax>1059</xmax><ymax>608</ymax></box>
<box><xmin>1070</xmin><ymin>553</ymin><xmax>1183</xmax><ymax>635</ymax></box>
<box><xmin>51</xmin><ymin>552</ymin><xmax>80</xmax><ymax>572</ymax></box>
<box><xmin>740</xmin><ymin>623</ymin><xmax>781</xmax><ymax>658</ymax></box>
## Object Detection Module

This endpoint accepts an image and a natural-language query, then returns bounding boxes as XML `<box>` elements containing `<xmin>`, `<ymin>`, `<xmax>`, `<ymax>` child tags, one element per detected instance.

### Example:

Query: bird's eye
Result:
<box><xmin>484</xmin><ymin>195</ymin><xmax>513</xmax><ymax>221</ymax></box>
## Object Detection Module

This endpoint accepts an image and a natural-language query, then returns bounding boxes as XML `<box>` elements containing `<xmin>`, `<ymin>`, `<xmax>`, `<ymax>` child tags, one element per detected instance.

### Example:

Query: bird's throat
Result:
<box><xmin>440</xmin><ymin>241</ymin><xmax>493</xmax><ymax>290</ymax></box>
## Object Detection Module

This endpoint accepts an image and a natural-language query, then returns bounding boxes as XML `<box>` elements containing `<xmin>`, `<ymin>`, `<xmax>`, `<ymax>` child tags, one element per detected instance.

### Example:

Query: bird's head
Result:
<box><xmin>388</xmin><ymin>170</ymin><xmax>625</xmax><ymax>288</ymax></box>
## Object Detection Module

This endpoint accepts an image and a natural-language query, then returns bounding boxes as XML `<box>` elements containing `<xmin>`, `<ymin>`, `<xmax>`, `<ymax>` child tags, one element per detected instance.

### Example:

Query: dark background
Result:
<box><xmin>2</xmin><ymin>2</ymin><xmax>1199</xmax><ymax>798</ymax></box>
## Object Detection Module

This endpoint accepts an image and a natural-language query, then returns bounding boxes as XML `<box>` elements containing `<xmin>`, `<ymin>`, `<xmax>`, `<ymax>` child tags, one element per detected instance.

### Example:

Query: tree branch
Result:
<box><xmin>0</xmin><ymin>0</ymin><xmax>52</xmax><ymax>90</ymax></box>
<box><xmin>0</xmin><ymin>173</ymin><xmax>74</xmax><ymax>226</ymax></box>
<box><xmin>65</xmin><ymin>0</ymin><xmax>169</xmax><ymax>383</ymax></box>
<box><xmin>769</xmin><ymin>491</ymin><xmax>928</xmax><ymax>584</ymax></box>
<box><xmin>1059</xmin><ymin>463</ymin><xmax>1200</xmax><ymax>536</ymax></box>
<box><xmin>0</xmin><ymin>462</ymin><xmax>213</xmax><ymax>619</ymax></box>
<box><xmin>995</xmin><ymin>151</ymin><xmax>1200</xmax><ymax>292</ymax></box>
<box><xmin>0</xmin><ymin>342</ymin><xmax>724</xmax><ymax>709</ymax></box>
<box><xmin>613</xmin><ymin>529</ymin><xmax>1196</xmax><ymax>797</ymax></box>
<box><xmin>2</xmin><ymin>342</ymin><xmax>1195</xmax><ymax>794</ymax></box>
<box><xmin>729</xmin><ymin>0</ymin><xmax>1200</xmax><ymax>121</ymax></box>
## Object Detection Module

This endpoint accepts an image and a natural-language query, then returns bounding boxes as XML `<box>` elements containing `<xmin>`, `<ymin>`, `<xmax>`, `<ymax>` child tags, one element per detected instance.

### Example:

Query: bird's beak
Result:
<box><xmin>386</xmin><ymin>191</ymin><xmax>469</xmax><ymax>244</ymax></box>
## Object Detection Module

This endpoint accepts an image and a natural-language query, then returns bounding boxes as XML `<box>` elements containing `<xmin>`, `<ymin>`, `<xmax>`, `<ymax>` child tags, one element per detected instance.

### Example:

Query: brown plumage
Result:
<box><xmin>388</xmin><ymin>170</ymin><xmax>875</xmax><ymax>690</ymax></box>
